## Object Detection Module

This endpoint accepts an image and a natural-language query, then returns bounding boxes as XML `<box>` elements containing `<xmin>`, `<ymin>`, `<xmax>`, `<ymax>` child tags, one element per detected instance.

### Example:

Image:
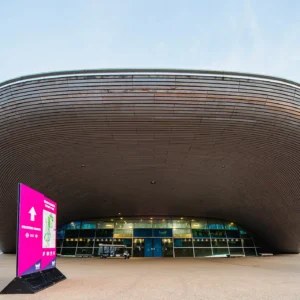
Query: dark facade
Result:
<box><xmin>0</xmin><ymin>69</ymin><xmax>299</xmax><ymax>254</ymax></box>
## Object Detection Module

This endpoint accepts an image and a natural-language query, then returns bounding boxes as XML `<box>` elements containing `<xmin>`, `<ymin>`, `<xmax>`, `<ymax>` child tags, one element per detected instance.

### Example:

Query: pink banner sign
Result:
<box><xmin>17</xmin><ymin>183</ymin><xmax>57</xmax><ymax>277</ymax></box>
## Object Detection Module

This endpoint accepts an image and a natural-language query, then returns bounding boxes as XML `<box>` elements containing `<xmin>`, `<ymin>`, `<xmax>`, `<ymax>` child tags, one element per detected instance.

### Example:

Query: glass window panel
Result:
<box><xmin>194</xmin><ymin>248</ymin><xmax>212</xmax><ymax>257</ymax></box>
<box><xmin>191</xmin><ymin>220</ymin><xmax>208</xmax><ymax>229</ymax></box>
<box><xmin>173</xmin><ymin>228</ymin><xmax>192</xmax><ymax>238</ymax></box>
<box><xmin>79</xmin><ymin>229</ymin><xmax>96</xmax><ymax>238</ymax></box>
<box><xmin>133</xmin><ymin>221</ymin><xmax>153</xmax><ymax>228</ymax></box>
<box><xmin>77</xmin><ymin>238</ymin><xmax>94</xmax><ymax>247</ymax></box>
<box><xmin>174</xmin><ymin>248</ymin><xmax>193</xmax><ymax>257</ymax></box>
<box><xmin>56</xmin><ymin>239</ymin><xmax>64</xmax><ymax>247</ymax></box>
<box><xmin>97</xmin><ymin>221</ymin><xmax>114</xmax><ymax>229</ymax></box>
<box><xmin>211</xmin><ymin>239</ymin><xmax>228</xmax><ymax>247</ymax></box>
<box><xmin>81</xmin><ymin>221</ymin><xmax>97</xmax><ymax>229</ymax></box>
<box><xmin>242</xmin><ymin>239</ymin><xmax>254</xmax><ymax>247</ymax></box>
<box><xmin>93</xmin><ymin>247</ymin><xmax>99</xmax><ymax>256</ymax></box>
<box><xmin>133</xmin><ymin>229</ymin><xmax>152</xmax><ymax>237</ymax></box>
<box><xmin>162</xmin><ymin>239</ymin><xmax>173</xmax><ymax>257</ymax></box>
<box><xmin>229</xmin><ymin>248</ymin><xmax>244</xmax><ymax>255</ymax></box>
<box><xmin>212</xmin><ymin>248</ymin><xmax>229</xmax><ymax>256</ymax></box>
<box><xmin>210</xmin><ymin>230</ymin><xmax>226</xmax><ymax>238</ymax></box>
<box><xmin>76</xmin><ymin>248</ymin><xmax>93</xmax><ymax>255</ymax></box>
<box><xmin>113</xmin><ymin>238</ymin><xmax>132</xmax><ymax>247</ymax></box>
<box><xmin>193</xmin><ymin>238</ymin><xmax>211</xmax><ymax>247</ymax></box>
<box><xmin>244</xmin><ymin>248</ymin><xmax>257</xmax><ymax>256</ymax></box>
<box><xmin>228</xmin><ymin>239</ymin><xmax>242</xmax><ymax>247</ymax></box>
<box><xmin>61</xmin><ymin>248</ymin><xmax>76</xmax><ymax>255</ymax></box>
<box><xmin>114</xmin><ymin>222</ymin><xmax>133</xmax><ymax>229</ymax></box>
<box><xmin>174</xmin><ymin>238</ymin><xmax>193</xmax><ymax>247</ymax></box>
<box><xmin>226</xmin><ymin>230</ymin><xmax>241</xmax><ymax>238</ymax></box>
<box><xmin>224</xmin><ymin>222</ymin><xmax>239</xmax><ymax>230</ymax></box>
<box><xmin>95</xmin><ymin>229</ymin><xmax>113</xmax><ymax>238</ymax></box>
<box><xmin>113</xmin><ymin>229</ymin><xmax>133</xmax><ymax>238</ymax></box>
<box><xmin>133</xmin><ymin>239</ymin><xmax>145</xmax><ymax>257</ymax></box>
<box><xmin>240</xmin><ymin>230</ymin><xmax>251</xmax><ymax>238</ymax></box>
<box><xmin>56</xmin><ymin>227</ymin><xmax>65</xmax><ymax>239</ymax></box>
<box><xmin>153</xmin><ymin>229</ymin><xmax>172</xmax><ymax>237</ymax></box>
<box><xmin>152</xmin><ymin>220</ymin><xmax>173</xmax><ymax>229</ymax></box>
<box><xmin>192</xmin><ymin>229</ymin><xmax>210</xmax><ymax>238</ymax></box>
<box><xmin>62</xmin><ymin>239</ymin><xmax>78</xmax><ymax>247</ymax></box>
<box><xmin>65</xmin><ymin>230</ymin><xmax>79</xmax><ymax>238</ymax></box>
<box><xmin>66</xmin><ymin>222</ymin><xmax>81</xmax><ymax>230</ymax></box>
<box><xmin>207</xmin><ymin>220</ymin><xmax>224</xmax><ymax>230</ymax></box>
<box><xmin>172</xmin><ymin>220</ymin><xmax>190</xmax><ymax>228</ymax></box>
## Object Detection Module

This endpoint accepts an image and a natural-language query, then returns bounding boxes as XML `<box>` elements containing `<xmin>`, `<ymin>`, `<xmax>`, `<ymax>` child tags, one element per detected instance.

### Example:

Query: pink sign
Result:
<box><xmin>17</xmin><ymin>183</ymin><xmax>57</xmax><ymax>277</ymax></box>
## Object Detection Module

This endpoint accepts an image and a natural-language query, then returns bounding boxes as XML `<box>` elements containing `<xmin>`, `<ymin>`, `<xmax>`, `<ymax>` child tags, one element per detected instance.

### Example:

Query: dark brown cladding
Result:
<box><xmin>0</xmin><ymin>70</ymin><xmax>299</xmax><ymax>253</ymax></box>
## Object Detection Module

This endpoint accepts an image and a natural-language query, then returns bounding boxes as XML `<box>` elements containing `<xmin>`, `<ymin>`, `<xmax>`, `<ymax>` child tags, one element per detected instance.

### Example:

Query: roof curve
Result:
<box><xmin>0</xmin><ymin>69</ymin><xmax>299</xmax><ymax>253</ymax></box>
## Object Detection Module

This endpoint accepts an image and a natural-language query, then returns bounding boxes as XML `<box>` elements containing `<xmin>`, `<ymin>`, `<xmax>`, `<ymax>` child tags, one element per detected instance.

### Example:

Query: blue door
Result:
<box><xmin>144</xmin><ymin>238</ymin><xmax>152</xmax><ymax>257</ymax></box>
<box><xmin>154</xmin><ymin>238</ymin><xmax>162</xmax><ymax>257</ymax></box>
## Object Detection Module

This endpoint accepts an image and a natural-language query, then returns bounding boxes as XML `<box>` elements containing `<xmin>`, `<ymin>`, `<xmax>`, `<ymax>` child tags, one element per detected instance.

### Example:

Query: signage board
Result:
<box><xmin>17</xmin><ymin>183</ymin><xmax>57</xmax><ymax>277</ymax></box>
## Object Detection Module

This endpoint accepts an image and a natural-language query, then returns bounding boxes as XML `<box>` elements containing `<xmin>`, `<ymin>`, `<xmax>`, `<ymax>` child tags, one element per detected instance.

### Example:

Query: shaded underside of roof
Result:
<box><xmin>0</xmin><ymin>70</ymin><xmax>299</xmax><ymax>253</ymax></box>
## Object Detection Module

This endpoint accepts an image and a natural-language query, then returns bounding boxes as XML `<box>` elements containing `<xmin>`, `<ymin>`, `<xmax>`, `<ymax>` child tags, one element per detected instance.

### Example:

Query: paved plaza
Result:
<box><xmin>1</xmin><ymin>254</ymin><xmax>300</xmax><ymax>300</ymax></box>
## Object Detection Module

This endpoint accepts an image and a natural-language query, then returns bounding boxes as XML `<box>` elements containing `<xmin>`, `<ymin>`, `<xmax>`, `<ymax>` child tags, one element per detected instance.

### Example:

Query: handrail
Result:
<box><xmin>0</xmin><ymin>69</ymin><xmax>299</xmax><ymax>89</ymax></box>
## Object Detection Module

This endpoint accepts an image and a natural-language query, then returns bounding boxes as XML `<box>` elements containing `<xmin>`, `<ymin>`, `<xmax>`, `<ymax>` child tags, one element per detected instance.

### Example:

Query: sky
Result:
<box><xmin>0</xmin><ymin>0</ymin><xmax>300</xmax><ymax>83</ymax></box>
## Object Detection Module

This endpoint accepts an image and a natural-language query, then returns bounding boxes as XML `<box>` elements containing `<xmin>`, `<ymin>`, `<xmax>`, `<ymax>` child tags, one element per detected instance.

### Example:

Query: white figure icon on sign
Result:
<box><xmin>25</xmin><ymin>233</ymin><xmax>29</xmax><ymax>238</ymax></box>
<box><xmin>29</xmin><ymin>207</ymin><xmax>36</xmax><ymax>221</ymax></box>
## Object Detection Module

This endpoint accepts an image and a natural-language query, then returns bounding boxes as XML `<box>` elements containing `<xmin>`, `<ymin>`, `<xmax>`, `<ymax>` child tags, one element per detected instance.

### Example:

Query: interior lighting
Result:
<box><xmin>106</xmin><ymin>224</ymin><xmax>113</xmax><ymax>227</ymax></box>
<box><xmin>181</xmin><ymin>217</ymin><xmax>183</xmax><ymax>220</ymax></box>
<box><xmin>120</xmin><ymin>217</ymin><xmax>123</xmax><ymax>220</ymax></box>
<box><xmin>150</xmin><ymin>181</ymin><xmax>156</xmax><ymax>184</ymax></box>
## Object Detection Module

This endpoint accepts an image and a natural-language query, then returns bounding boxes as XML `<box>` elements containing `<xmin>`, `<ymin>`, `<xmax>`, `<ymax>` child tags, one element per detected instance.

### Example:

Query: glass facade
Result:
<box><xmin>57</xmin><ymin>218</ymin><xmax>258</xmax><ymax>258</ymax></box>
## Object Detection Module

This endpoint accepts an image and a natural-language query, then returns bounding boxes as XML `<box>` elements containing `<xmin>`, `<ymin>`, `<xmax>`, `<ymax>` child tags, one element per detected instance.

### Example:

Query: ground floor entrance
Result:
<box><xmin>133</xmin><ymin>238</ymin><xmax>173</xmax><ymax>257</ymax></box>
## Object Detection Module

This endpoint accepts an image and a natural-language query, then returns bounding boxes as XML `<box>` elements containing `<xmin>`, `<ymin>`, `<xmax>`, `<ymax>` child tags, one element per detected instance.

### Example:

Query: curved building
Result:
<box><xmin>0</xmin><ymin>69</ymin><xmax>299</xmax><ymax>255</ymax></box>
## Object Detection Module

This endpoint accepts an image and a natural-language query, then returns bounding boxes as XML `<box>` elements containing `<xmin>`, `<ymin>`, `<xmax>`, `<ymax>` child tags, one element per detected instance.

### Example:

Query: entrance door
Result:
<box><xmin>144</xmin><ymin>238</ymin><xmax>162</xmax><ymax>257</ymax></box>
<box><xmin>153</xmin><ymin>238</ymin><xmax>162</xmax><ymax>257</ymax></box>
<box><xmin>144</xmin><ymin>238</ymin><xmax>152</xmax><ymax>257</ymax></box>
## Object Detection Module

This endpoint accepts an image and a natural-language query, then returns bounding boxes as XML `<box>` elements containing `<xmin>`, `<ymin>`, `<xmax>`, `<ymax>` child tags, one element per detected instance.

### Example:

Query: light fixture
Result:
<box><xmin>150</xmin><ymin>181</ymin><xmax>156</xmax><ymax>184</ymax></box>
<box><xmin>180</xmin><ymin>217</ymin><xmax>183</xmax><ymax>220</ymax></box>
<box><xmin>81</xmin><ymin>164</ymin><xmax>85</xmax><ymax>167</ymax></box>
<box><xmin>111</xmin><ymin>219</ymin><xmax>114</xmax><ymax>221</ymax></box>
<box><xmin>118</xmin><ymin>213</ymin><xmax>121</xmax><ymax>215</ymax></box>
<box><xmin>120</xmin><ymin>217</ymin><xmax>123</xmax><ymax>220</ymax></box>
<box><xmin>150</xmin><ymin>217</ymin><xmax>153</xmax><ymax>220</ymax></box>
<box><xmin>105</xmin><ymin>224</ymin><xmax>113</xmax><ymax>227</ymax></box>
